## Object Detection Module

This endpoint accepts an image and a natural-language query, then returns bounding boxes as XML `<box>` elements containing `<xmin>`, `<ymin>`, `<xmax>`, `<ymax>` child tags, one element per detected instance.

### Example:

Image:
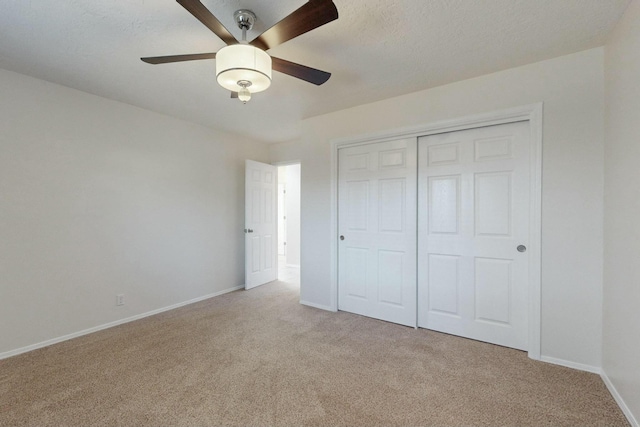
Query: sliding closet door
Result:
<box><xmin>418</xmin><ymin>122</ymin><xmax>530</xmax><ymax>350</ymax></box>
<box><xmin>338</xmin><ymin>139</ymin><xmax>417</xmax><ymax>327</ymax></box>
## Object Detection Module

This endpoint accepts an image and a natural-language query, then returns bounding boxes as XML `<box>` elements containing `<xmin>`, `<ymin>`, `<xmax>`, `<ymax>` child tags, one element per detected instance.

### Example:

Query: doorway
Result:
<box><xmin>277</xmin><ymin>163</ymin><xmax>301</xmax><ymax>285</ymax></box>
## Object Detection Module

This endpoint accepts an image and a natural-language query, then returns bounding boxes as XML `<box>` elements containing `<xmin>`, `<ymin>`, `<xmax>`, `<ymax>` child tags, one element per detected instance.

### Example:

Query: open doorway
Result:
<box><xmin>277</xmin><ymin>163</ymin><xmax>300</xmax><ymax>285</ymax></box>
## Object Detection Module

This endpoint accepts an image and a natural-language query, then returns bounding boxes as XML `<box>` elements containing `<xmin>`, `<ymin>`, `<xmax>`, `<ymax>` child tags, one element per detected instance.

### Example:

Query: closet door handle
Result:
<box><xmin>339</xmin><ymin>235</ymin><xmax>345</xmax><ymax>241</ymax></box>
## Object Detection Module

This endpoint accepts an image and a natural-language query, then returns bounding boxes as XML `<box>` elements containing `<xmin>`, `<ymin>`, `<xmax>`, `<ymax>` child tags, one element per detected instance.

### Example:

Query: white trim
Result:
<box><xmin>601</xmin><ymin>369</ymin><xmax>639</xmax><ymax>427</ymax></box>
<box><xmin>527</xmin><ymin>103</ymin><xmax>543</xmax><ymax>360</ymax></box>
<box><xmin>332</xmin><ymin>104</ymin><xmax>544</xmax><ymax>146</ymax></box>
<box><xmin>0</xmin><ymin>285</ymin><xmax>244</xmax><ymax>360</ymax></box>
<box><xmin>300</xmin><ymin>300</ymin><xmax>336</xmax><ymax>312</ymax></box>
<box><xmin>330</xmin><ymin>103</ymin><xmax>544</xmax><ymax>360</ymax></box>
<box><xmin>540</xmin><ymin>357</ymin><xmax>638</xmax><ymax>426</ymax></box>
<box><xmin>540</xmin><ymin>355</ymin><xmax>601</xmax><ymax>374</ymax></box>
<box><xmin>330</xmin><ymin>140</ymin><xmax>339</xmax><ymax>311</ymax></box>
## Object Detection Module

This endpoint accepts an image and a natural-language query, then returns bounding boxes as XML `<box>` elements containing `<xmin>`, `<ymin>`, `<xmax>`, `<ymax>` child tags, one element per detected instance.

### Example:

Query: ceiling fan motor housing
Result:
<box><xmin>233</xmin><ymin>10</ymin><xmax>256</xmax><ymax>31</ymax></box>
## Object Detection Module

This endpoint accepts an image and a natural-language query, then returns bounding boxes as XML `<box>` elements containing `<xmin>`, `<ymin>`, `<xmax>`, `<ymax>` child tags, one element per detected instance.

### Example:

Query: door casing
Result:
<box><xmin>329</xmin><ymin>104</ymin><xmax>543</xmax><ymax>360</ymax></box>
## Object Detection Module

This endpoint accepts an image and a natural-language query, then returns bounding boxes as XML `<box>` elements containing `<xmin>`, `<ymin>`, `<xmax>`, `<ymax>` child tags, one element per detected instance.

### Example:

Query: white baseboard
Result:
<box><xmin>0</xmin><ymin>285</ymin><xmax>244</xmax><ymax>360</ymax></box>
<box><xmin>539</xmin><ymin>355</ymin><xmax>601</xmax><ymax>374</ymax></box>
<box><xmin>601</xmin><ymin>369</ymin><xmax>639</xmax><ymax>427</ymax></box>
<box><xmin>300</xmin><ymin>300</ymin><xmax>336</xmax><ymax>312</ymax></box>
<box><xmin>512</xmin><ymin>356</ymin><xmax>637</xmax><ymax>425</ymax></box>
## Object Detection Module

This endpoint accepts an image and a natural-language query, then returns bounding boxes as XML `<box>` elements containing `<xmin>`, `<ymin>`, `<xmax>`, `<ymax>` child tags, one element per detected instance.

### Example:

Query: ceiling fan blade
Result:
<box><xmin>230</xmin><ymin>91</ymin><xmax>238</xmax><ymax>98</ymax></box>
<box><xmin>250</xmin><ymin>0</ymin><xmax>338</xmax><ymax>51</ymax></box>
<box><xmin>271</xmin><ymin>57</ymin><xmax>331</xmax><ymax>85</ymax></box>
<box><xmin>141</xmin><ymin>52</ymin><xmax>216</xmax><ymax>64</ymax></box>
<box><xmin>177</xmin><ymin>0</ymin><xmax>237</xmax><ymax>45</ymax></box>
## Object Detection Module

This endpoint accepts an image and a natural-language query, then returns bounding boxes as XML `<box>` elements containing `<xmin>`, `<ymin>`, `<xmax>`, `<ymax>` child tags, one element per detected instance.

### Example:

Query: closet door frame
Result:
<box><xmin>329</xmin><ymin>103</ymin><xmax>543</xmax><ymax>360</ymax></box>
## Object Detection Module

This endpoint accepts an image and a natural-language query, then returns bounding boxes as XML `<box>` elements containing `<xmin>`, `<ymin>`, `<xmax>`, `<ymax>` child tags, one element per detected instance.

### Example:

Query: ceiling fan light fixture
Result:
<box><xmin>142</xmin><ymin>2</ymin><xmax>338</xmax><ymax>100</ymax></box>
<box><xmin>215</xmin><ymin>44</ymin><xmax>272</xmax><ymax>93</ymax></box>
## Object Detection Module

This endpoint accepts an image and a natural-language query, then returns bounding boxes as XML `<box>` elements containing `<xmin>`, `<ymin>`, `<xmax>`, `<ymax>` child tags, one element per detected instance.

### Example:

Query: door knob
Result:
<box><xmin>245</xmin><ymin>229</ymin><xmax>253</xmax><ymax>233</ymax></box>
<box><xmin>517</xmin><ymin>245</ymin><xmax>526</xmax><ymax>252</ymax></box>
<box><xmin>339</xmin><ymin>235</ymin><xmax>345</xmax><ymax>241</ymax></box>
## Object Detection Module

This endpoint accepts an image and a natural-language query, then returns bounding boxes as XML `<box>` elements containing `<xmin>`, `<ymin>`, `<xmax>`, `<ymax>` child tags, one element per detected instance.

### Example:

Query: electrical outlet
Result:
<box><xmin>116</xmin><ymin>294</ymin><xmax>125</xmax><ymax>306</ymax></box>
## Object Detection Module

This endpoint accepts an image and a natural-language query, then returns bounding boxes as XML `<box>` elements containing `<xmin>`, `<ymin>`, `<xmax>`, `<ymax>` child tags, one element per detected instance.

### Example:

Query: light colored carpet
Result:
<box><xmin>0</xmin><ymin>279</ymin><xmax>629</xmax><ymax>427</ymax></box>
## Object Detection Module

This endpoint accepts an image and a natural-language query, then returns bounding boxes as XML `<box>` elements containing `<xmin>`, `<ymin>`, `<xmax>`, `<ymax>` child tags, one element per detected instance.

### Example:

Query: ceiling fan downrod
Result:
<box><xmin>233</xmin><ymin>9</ymin><xmax>256</xmax><ymax>43</ymax></box>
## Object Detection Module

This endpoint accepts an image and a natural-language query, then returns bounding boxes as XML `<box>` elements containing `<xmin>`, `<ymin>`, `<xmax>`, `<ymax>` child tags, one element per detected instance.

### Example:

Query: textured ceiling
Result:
<box><xmin>0</xmin><ymin>0</ymin><xmax>630</xmax><ymax>143</ymax></box>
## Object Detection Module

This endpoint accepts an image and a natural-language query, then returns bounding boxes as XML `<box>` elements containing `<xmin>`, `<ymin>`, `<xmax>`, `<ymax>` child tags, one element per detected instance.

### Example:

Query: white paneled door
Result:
<box><xmin>338</xmin><ymin>139</ymin><xmax>417</xmax><ymax>327</ymax></box>
<box><xmin>418</xmin><ymin>121</ymin><xmax>530</xmax><ymax>350</ymax></box>
<box><xmin>245</xmin><ymin>160</ymin><xmax>277</xmax><ymax>289</ymax></box>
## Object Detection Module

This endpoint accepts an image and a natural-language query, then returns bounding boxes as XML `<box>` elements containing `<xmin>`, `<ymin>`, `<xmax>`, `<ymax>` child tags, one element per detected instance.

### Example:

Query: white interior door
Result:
<box><xmin>338</xmin><ymin>138</ymin><xmax>417</xmax><ymax>327</ymax></box>
<box><xmin>245</xmin><ymin>160</ymin><xmax>277</xmax><ymax>289</ymax></box>
<box><xmin>418</xmin><ymin>121</ymin><xmax>530</xmax><ymax>350</ymax></box>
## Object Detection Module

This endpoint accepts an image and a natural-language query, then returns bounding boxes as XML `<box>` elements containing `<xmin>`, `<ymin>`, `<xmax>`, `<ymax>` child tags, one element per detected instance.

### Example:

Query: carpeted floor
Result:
<box><xmin>0</xmin><ymin>279</ymin><xmax>629</xmax><ymax>427</ymax></box>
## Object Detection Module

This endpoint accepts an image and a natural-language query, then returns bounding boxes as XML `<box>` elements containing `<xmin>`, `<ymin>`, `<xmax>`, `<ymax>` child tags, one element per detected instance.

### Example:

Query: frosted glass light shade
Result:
<box><xmin>216</xmin><ymin>44</ymin><xmax>272</xmax><ymax>92</ymax></box>
<box><xmin>238</xmin><ymin>87</ymin><xmax>251</xmax><ymax>103</ymax></box>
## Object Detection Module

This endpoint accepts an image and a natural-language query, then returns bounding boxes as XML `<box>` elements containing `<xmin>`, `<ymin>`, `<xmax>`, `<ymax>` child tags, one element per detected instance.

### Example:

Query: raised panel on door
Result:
<box><xmin>377</xmin><ymin>250</ymin><xmax>404</xmax><ymax>306</ymax></box>
<box><xmin>378</xmin><ymin>178</ymin><xmax>405</xmax><ymax>233</ymax></box>
<box><xmin>428</xmin><ymin>175</ymin><xmax>460</xmax><ymax>235</ymax></box>
<box><xmin>379</xmin><ymin>149</ymin><xmax>407</xmax><ymax>169</ymax></box>
<box><xmin>344</xmin><ymin>247</ymin><xmax>368</xmax><ymax>299</ymax></box>
<box><xmin>418</xmin><ymin>121</ymin><xmax>530</xmax><ymax>351</ymax></box>
<box><xmin>427</xmin><ymin>143</ymin><xmax>461</xmax><ymax>166</ymax></box>
<box><xmin>264</xmin><ymin>188</ymin><xmax>273</xmax><ymax>224</ymax></box>
<box><xmin>474</xmin><ymin>136</ymin><xmax>513</xmax><ymax>162</ymax></box>
<box><xmin>252</xmin><ymin>189</ymin><xmax>261</xmax><ymax>223</ymax></box>
<box><xmin>338</xmin><ymin>139</ymin><xmax>417</xmax><ymax>327</ymax></box>
<box><xmin>427</xmin><ymin>254</ymin><xmax>460</xmax><ymax>316</ymax></box>
<box><xmin>251</xmin><ymin>236</ymin><xmax>260</xmax><ymax>273</ymax></box>
<box><xmin>475</xmin><ymin>172</ymin><xmax>512</xmax><ymax>237</ymax></box>
<box><xmin>474</xmin><ymin>257</ymin><xmax>512</xmax><ymax>324</ymax></box>
<box><xmin>347</xmin><ymin>181</ymin><xmax>369</xmax><ymax>231</ymax></box>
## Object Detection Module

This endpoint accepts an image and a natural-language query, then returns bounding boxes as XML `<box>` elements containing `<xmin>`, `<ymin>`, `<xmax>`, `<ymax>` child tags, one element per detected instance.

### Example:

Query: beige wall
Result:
<box><xmin>271</xmin><ymin>48</ymin><xmax>605</xmax><ymax>368</ymax></box>
<box><xmin>0</xmin><ymin>68</ymin><xmax>269</xmax><ymax>355</ymax></box>
<box><xmin>604</xmin><ymin>0</ymin><xmax>640</xmax><ymax>423</ymax></box>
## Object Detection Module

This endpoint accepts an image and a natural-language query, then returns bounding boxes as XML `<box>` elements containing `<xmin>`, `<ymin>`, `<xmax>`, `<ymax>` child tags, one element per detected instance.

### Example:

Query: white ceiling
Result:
<box><xmin>0</xmin><ymin>0</ymin><xmax>630</xmax><ymax>143</ymax></box>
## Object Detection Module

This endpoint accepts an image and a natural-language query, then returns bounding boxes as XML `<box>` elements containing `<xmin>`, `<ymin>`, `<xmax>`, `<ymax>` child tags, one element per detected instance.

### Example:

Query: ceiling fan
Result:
<box><xmin>141</xmin><ymin>0</ymin><xmax>338</xmax><ymax>103</ymax></box>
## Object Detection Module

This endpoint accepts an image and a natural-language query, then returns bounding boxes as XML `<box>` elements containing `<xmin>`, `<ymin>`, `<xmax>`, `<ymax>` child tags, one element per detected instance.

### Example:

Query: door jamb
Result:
<box><xmin>329</xmin><ymin>103</ymin><xmax>543</xmax><ymax>360</ymax></box>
